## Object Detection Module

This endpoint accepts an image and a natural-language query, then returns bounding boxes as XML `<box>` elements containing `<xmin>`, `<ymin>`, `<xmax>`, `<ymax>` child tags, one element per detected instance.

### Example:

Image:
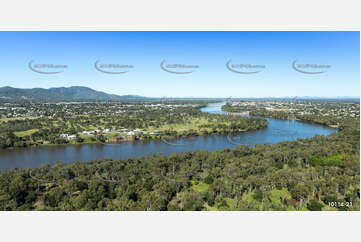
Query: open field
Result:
<box><xmin>14</xmin><ymin>129</ymin><xmax>40</xmax><ymax>137</ymax></box>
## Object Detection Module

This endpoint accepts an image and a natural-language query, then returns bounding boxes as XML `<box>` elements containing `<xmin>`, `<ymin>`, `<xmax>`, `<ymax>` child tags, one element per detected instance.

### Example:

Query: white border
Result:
<box><xmin>0</xmin><ymin>0</ymin><xmax>360</xmax><ymax>241</ymax></box>
<box><xmin>1</xmin><ymin>212</ymin><xmax>360</xmax><ymax>241</ymax></box>
<box><xmin>0</xmin><ymin>0</ymin><xmax>360</xmax><ymax>30</ymax></box>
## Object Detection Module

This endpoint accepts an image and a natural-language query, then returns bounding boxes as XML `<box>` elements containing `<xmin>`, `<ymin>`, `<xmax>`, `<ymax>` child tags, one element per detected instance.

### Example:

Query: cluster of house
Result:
<box><xmin>80</xmin><ymin>129</ymin><xmax>110</xmax><ymax>135</ymax></box>
<box><xmin>59</xmin><ymin>128</ymin><xmax>162</xmax><ymax>140</ymax></box>
<box><xmin>59</xmin><ymin>134</ymin><xmax>77</xmax><ymax>140</ymax></box>
<box><xmin>117</xmin><ymin>128</ymin><xmax>142</xmax><ymax>135</ymax></box>
<box><xmin>59</xmin><ymin>129</ymin><xmax>110</xmax><ymax>140</ymax></box>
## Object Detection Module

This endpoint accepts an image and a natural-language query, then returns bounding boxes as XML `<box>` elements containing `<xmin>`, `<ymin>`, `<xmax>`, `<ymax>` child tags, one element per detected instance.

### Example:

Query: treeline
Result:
<box><xmin>0</xmin><ymin>118</ymin><xmax>359</xmax><ymax>211</ymax></box>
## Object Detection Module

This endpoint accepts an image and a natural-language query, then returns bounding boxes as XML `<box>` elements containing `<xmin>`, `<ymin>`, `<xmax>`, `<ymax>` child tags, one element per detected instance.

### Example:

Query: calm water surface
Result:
<box><xmin>0</xmin><ymin>102</ymin><xmax>336</xmax><ymax>170</ymax></box>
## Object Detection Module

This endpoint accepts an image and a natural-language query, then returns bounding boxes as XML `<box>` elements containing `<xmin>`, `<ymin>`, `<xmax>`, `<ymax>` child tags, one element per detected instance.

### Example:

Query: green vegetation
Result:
<box><xmin>14</xmin><ymin>129</ymin><xmax>40</xmax><ymax>137</ymax></box>
<box><xmin>0</xmin><ymin>101</ymin><xmax>267</xmax><ymax>149</ymax></box>
<box><xmin>0</xmin><ymin>99</ymin><xmax>359</xmax><ymax>211</ymax></box>
<box><xmin>0</xmin><ymin>116</ymin><xmax>358</xmax><ymax>211</ymax></box>
<box><xmin>191</xmin><ymin>180</ymin><xmax>210</xmax><ymax>193</ymax></box>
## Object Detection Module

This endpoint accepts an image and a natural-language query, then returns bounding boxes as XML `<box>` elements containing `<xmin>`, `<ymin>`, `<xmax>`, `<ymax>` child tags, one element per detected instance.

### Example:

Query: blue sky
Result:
<box><xmin>0</xmin><ymin>31</ymin><xmax>359</xmax><ymax>98</ymax></box>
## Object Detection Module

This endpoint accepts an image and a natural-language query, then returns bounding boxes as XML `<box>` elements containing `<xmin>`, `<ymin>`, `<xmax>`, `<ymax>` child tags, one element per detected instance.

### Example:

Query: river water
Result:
<box><xmin>0</xmin><ymin>102</ymin><xmax>336</xmax><ymax>170</ymax></box>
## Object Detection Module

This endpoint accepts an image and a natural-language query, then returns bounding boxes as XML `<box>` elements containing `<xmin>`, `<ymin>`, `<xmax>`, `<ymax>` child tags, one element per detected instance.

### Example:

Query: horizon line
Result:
<box><xmin>1</xmin><ymin>86</ymin><xmax>359</xmax><ymax>99</ymax></box>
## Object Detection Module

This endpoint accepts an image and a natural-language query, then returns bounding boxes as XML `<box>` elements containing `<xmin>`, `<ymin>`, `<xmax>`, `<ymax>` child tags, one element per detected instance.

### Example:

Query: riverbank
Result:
<box><xmin>0</xmin><ymin>112</ymin><xmax>268</xmax><ymax>151</ymax></box>
<box><xmin>0</xmin><ymin>102</ymin><xmax>337</xmax><ymax>171</ymax></box>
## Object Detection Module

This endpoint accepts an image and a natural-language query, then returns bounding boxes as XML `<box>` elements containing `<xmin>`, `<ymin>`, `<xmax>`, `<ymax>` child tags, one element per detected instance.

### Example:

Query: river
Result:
<box><xmin>0</xmin><ymin>102</ymin><xmax>336</xmax><ymax>170</ymax></box>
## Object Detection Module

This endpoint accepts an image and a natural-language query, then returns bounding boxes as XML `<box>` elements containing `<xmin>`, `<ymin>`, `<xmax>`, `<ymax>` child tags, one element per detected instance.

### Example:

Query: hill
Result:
<box><xmin>0</xmin><ymin>86</ymin><xmax>147</xmax><ymax>102</ymax></box>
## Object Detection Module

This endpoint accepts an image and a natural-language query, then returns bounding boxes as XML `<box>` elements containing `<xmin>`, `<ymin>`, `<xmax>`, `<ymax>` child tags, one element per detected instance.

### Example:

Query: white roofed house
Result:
<box><xmin>59</xmin><ymin>134</ymin><xmax>69</xmax><ymax>139</ymax></box>
<box><xmin>60</xmin><ymin>134</ymin><xmax>77</xmax><ymax>140</ymax></box>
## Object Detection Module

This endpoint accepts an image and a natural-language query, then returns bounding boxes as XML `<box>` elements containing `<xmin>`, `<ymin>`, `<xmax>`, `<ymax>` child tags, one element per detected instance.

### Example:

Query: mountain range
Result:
<box><xmin>0</xmin><ymin>86</ymin><xmax>358</xmax><ymax>102</ymax></box>
<box><xmin>0</xmin><ymin>86</ymin><xmax>147</xmax><ymax>102</ymax></box>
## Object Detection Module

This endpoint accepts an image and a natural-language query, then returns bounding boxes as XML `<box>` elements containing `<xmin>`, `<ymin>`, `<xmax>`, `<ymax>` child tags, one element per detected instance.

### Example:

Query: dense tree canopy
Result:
<box><xmin>0</xmin><ymin>117</ymin><xmax>358</xmax><ymax>211</ymax></box>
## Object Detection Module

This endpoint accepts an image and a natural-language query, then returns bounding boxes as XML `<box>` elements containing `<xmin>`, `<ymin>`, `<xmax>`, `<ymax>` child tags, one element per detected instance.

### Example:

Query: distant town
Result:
<box><xmin>224</xmin><ymin>99</ymin><xmax>360</xmax><ymax>118</ymax></box>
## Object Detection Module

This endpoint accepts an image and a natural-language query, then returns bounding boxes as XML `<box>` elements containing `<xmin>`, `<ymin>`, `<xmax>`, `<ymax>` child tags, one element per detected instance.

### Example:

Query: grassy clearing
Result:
<box><xmin>190</xmin><ymin>180</ymin><xmax>210</xmax><ymax>193</ymax></box>
<box><xmin>147</xmin><ymin>117</ymin><xmax>209</xmax><ymax>132</ymax></box>
<box><xmin>14</xmin><ymin>129</ymin><xmax>40</xmax><ymax>137</ymax></box>
<box><xmin>206</xmin><ymin>197</ymin><xmax>236</xmax><ymax>211</ymax></box>
<box><xmin>268</xmin><ymin>188</ymin><xmax>292</xmax><ymax>207</ymax></box>
<box><xmin>146</xmin><ymin>117</ymin><xmax>230</xmax><ymax>133</ymax></box>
